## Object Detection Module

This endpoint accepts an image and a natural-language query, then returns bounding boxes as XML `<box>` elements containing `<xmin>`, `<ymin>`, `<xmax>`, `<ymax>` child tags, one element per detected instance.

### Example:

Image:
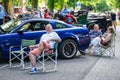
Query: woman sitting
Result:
<box><xmin>87</xmin><ymin>26</ymin><xmax>114</xmax><ymax>54</ymax></box>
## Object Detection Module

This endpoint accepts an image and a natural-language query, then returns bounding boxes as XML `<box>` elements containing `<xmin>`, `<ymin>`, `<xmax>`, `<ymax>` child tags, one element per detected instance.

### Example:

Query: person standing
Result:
<box><xmin>111</xmin><ymin>12</ymin><xmax>116</xmax><ymax>22</ymax></box>
<box><xmin>111</xmin><ymin>12</ymin><xmax>117</xmax><ymax>29</ymax></box>
<box><xmin>38</xmin><ymin>7</ymin><xmax>42</xmax><ymax>18</ymax></box>
<box><xmin>0</xmin><ymin>2</ymin><xmax>5</xmax><ymax>25</ymax></box>
<box><xmin>64</xmin><ymin>11</ymin><xmax>78</xmax><ymax>24</ymax></box>
<box><xmin>33</xmin><ymin>11</ymin><xmax>41</xmax><ymax>18</ymax></box>
<box><xmin>44</xmin><ymin>9</ymin><xmax>53</xmax><ymax>19</ymax></box>
<box><xmin>61</xmin><ymin>5</ymin><xmax>69</xmax><ymax>16</ymax></box>
<box><xmin>118</xmin><ymin>12</ymin><xmax>120</xmax><ymax>21</ymax></box>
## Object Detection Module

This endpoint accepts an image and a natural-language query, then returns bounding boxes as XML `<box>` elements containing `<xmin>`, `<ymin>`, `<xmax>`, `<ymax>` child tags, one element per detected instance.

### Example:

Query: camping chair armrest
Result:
<box><xmin>10</xmin><ymin>45</ymin><xmax>29</xmax><ymax>52</ymax></box>
<box><xmin>22</xmin><ymin>46</ymin><xmax>29</xmax><ymax>50</ymax></box>
<box><xmin>10</xmin><ymin>45</ymin><xmax>21</xmax><ymax>48</ymax></box>
<box><xmin>43</xmin><ymin>48</ymin><xmax>55</xmax><ymax>51</ymax></box>
<box><xmin>10</xmin><ymin>45</ymin><xmax>21</xmax><ymax>51</ymax></box>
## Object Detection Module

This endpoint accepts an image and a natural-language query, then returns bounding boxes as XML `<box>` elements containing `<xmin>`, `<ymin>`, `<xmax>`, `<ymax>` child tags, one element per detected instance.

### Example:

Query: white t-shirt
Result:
<box><xmin>40</xmin><ymin>32</ymin><xmax>60</xmax><ymax>48</ymax></box>
<box><xmin>33</xmin><ymin>11</ymin><xmax>40</xmax><ymax>18</ymax></box>
<box><xmin>0</xmin><ymin>5</ymin><xmax>5</xmax><ymax>19</ymax></box>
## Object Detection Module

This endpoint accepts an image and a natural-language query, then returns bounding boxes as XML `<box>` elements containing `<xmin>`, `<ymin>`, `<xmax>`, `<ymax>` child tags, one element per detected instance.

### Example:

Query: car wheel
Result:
<box><xmin>58</xmin><ymin>39</ymin><xmax>77</xmax><ymax>59</ymax></box>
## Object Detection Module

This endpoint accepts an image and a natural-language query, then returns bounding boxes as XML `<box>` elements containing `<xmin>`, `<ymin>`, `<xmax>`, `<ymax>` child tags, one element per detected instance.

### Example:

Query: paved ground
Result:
<box><xmin>84</xmin><ymin>25</ymin><xmax>120</xmax><ymax>80</ymax></box>
<box><xmin>0</xmin><ymin>55</ymin><xmax>102</xmax><ymax>80</ymax></box>
<box><xmin>0</xmin><ymin>25</ymin><xmax>120</xmax><ymax>80</ymax></box>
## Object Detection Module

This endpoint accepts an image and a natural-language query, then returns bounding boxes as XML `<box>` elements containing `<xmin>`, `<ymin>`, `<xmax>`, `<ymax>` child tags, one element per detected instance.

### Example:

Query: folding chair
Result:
<box><xmin>36</xmin><ymin>42</ymin><xmax>58</xmax><ymax>73</ymax></box>
<box><xmin>9</xmin><ymin>39</ymin><xmax>36</xmax><ymax>69</ymax></box>
<box><xmin>97</xmin><ymin>33</ymin><xmax>116</xmax><ymax>57</ymax></box>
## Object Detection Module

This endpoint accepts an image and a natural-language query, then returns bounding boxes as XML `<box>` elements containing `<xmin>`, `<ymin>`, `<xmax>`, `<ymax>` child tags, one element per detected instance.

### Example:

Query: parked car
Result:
<box><xmin>0</xmin><ymin>18</ymin><xmax>90</xmax><ymax>61</ymax></box>
<box><xmin>87</xmin><ymin>17</ymin><xmax>112</xmax><ymax>33</ymax></box>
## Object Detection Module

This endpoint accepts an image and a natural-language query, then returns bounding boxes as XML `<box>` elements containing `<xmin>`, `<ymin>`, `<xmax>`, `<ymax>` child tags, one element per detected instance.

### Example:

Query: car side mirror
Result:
<box><xmin>17</xmin><ymin>30</ymin><xmax>23</xmax><ymax>34</ymax></box>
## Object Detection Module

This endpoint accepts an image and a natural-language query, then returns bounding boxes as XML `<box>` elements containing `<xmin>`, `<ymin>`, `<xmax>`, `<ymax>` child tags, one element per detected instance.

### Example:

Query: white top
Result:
<box><xmin>33</xmin><ymin>11</ymin><xmax>40</xmax><ymax>18</ymax></box>
<box><xmin>0</xmin><ymin>5</ymin><xmax>5</xmax><ymax>19</ymax></box>
<box><xmin>40</xmin><ymin>32</ymin><xmax>60</xmax><ymax>48</ymax></box>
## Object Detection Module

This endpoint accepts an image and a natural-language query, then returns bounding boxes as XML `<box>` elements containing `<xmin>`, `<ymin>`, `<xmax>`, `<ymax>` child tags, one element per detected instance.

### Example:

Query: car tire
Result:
<box><xmin>58</xmin><ymin>39</ymin><xmax>77</xmax><ymax>59</ymax></box>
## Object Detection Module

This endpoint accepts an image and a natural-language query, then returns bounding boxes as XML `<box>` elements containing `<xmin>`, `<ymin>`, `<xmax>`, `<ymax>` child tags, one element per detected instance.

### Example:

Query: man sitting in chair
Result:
<box><xmin>29</xmin><ymin>24</ymin><xmax>61</xmax><ymax>73</ymax></box>
<box><xmin>89</xmin><ymin>24</ymin><xmax>102</xmax><ymax>40</ymax></box>
<box><xmin>87</xmin><ymin>26</ymin><xmax>114</xmax><ymax>54</ymax></box>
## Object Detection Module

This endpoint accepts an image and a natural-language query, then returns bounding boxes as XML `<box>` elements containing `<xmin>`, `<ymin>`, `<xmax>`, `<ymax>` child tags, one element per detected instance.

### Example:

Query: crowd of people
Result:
<box><xmin>0</xmin><ymin>1</ymin><xmax>119</xmax><ymax>26</ymax></box>
<box><xmin>1</xmin><ymin>4</ymin><xmax>78</xmax><ymax>25</ymax></box>
<box><xmin>17</xmin><ymin>5</ymin><xmax>78</xmax><ymax>25</ymax></box>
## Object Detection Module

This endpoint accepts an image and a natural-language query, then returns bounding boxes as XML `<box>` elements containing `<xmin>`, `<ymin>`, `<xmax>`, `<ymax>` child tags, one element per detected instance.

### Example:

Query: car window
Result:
<box><xmin>20</xmin><ymin>23</ymin><xmax>32</xmax><ymax>31</ymax></box>
<box><xmin>55</xmin><ymin>22</ymin><xmax>66</xmax><ymax>29</ymax></box>
<box><xmin>33</xmin><ymin>21</ymin><xmax>49</xmax><ymax>31</ymax></box>
<box><xmin>1</xmin><ymin>20</ymin><xmax>22</xmax><ymax>33</ymax></box>
<box><xmin>34</xmin><ymin>23</ymin><xmax>41</xmax><ymax>30</ymax></box>
<box><xmin>19</xmin><ymin>21</ymin><xmax>49</xmax><ymax>32</ymax></box>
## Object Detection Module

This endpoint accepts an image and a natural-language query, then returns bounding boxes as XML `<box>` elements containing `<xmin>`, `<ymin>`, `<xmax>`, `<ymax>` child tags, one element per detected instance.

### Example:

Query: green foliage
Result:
<box><xmin>2</xmin><ymin>0</ymin><xmax>9</xmax><ymax>13</ymax></box>
<box><xmin>67</xmin><ymin>0</ymin><xmax>78</xmax><ymax>9</ymax></box>
<box><xmin>2</xmin><ymin>0</ymin><xmax>120</xmax><ymax>14</ymax></box>
<box><xmin>114</xmin><ymin>0</ymin><xmax>120</xmax><ymax>9</ymax></box>
<box><xmin>80</xmin><ymin>0</ymin><xmax>100</xmax><ymax>6</ymax></box>
<box><xmin>46</xmin><ymin>0</ymin><xmax>54</xmax><ymax>12</ymax></box>
<box><xmin>46</xmin><ymin>0</ymin><xmax>68</xmax><ymax>12</ymax></box>
<box><xmin>54</xmin><ymin>0</ymin><xmax>65</xmax><ymax>10</ymax></box>
<box><xmin>106</xmin><ymin>0</ymin><xmax>116</xmax><ymax>9</ymax></box>
<box><xmin>96</xmin><ymin>0</ymin><xmax>112</xmax><ymax>12</ymax></box>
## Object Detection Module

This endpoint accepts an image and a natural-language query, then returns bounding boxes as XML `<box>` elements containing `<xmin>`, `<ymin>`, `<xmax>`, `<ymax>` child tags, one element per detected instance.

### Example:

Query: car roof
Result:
<box><xmin>17</xmin><ymin>18</ymin><xmax>66</xmax><ymax>24</ymax></box>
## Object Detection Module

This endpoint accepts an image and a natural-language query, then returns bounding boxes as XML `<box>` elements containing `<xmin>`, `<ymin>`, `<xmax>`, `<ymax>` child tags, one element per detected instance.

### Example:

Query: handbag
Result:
<box><xmin>101</xmin><ymin>39</ymin><xmax>109</xmax><ymax>46</ymax></box>
<box><xmin>114</xmin><ymin>20</ymin><xmax>118</xmax><ymax>27</ymax></box>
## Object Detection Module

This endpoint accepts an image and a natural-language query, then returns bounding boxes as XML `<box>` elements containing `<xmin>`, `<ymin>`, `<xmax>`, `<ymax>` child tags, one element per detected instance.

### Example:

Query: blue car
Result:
<box><xmin>0</xmin><ymin>18</ymin><xmax>90</xmax><ymax>61</ymax></box>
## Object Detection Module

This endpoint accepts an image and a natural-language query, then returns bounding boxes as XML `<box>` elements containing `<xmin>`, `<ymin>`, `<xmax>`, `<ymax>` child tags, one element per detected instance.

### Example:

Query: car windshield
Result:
<box><xmin>0</xmin><ymin>20</ymin><xmax>22</xmax><ymax>33</ymax></box>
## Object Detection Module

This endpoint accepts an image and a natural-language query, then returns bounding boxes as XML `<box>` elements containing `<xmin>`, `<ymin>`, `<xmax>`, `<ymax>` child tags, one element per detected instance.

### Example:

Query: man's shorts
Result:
<box><xmin>30</xmin><ymin>41</ymin><xmax>52</xmax><ymax>55</ymax></box>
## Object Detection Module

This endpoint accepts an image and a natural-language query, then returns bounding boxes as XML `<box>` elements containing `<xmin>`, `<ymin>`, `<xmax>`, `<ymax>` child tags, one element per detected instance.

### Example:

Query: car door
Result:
<box><xmin>16</xmin><ymin>20</ymin><xmax>49</xmax><ymax>44</ymax></box>
<box><xmin>1</xmin><ymin>20</ymin><xmax>49</xmax><ymax>59</ymax></box>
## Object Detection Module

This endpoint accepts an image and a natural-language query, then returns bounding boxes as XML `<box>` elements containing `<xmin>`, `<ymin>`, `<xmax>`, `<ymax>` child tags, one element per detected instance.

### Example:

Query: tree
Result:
<box><xmin>96</xmin><ymin>0</ymin><xmax>111</xmax><ymax>12</ymax></box>
<box><xmin>106</xmin><ymin>0</ymin><xmax>116</xmax><ymax>9</ymax></box>
<box><xmin>54</xmin><ymin>0</ymin><xmax>65</xmax><ymax>10</ymax></box>
<box><xmin>116</xmin><ymin>0</ymin><xmax>120</xmax><ymax>9</ymax></box>
<box><xmin>2</xmin><ymin>0</ymin><xmax>120</xmax><ymax>15</ymax></box>
<box><xmin>67</xmin><ymin>0</ymin><xmax>78</xmax><ymax>9</ymax></box>
<box><xmin>46</xmin><ymin>0</ymin><xmax>68</xmax><ymax>13</ymax></box>
<box><xmin>2</xmin><ymin>0</ymin><xmax>9</xmax><ymax>14</ymax></box>
<box><xmin>106</xmin><ymin>0</ymin><xmax>120</xmax><ymax>10</ymax></box>
<box><xmin>32</xmin><ymin>0</ymin><xmax>38</xmax><ymax>9</ymax></box>
<box><xmin>80</xmin><ymin>0</ymin><xmax>100</xmax><ymax>6</ymax></box>
<box><xmin>46</xmin><ymin>0</ymin><xmax>54</xmax><ymax>13</ymax></box>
